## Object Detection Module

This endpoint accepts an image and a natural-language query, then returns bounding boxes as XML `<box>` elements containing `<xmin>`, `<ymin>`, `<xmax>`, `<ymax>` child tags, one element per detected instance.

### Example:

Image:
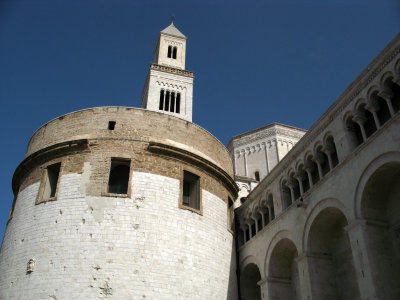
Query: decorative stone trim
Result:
<box><xmin>147</xmin><ymin>142</ymin><xmax>238</xmax><ymax>197</ymax></box>
<box><xmin>151</xmin><ymin>64</ymin><xmax>194</xmax><ymax>77</ymax></box>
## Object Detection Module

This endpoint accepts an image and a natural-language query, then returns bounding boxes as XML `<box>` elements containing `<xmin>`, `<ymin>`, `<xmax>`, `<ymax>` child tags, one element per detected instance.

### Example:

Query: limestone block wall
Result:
<box><xmin>0</xmin><ymin>171</ymin><xmax>237</xmax><ymax>299</ymax></box>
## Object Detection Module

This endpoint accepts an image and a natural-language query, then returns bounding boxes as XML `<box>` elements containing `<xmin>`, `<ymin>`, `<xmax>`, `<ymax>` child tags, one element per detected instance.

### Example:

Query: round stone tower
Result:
<box><xmin>0</xmin><ymin>107</ymin><xmax>238</xmax><ymax>299</ymax></box>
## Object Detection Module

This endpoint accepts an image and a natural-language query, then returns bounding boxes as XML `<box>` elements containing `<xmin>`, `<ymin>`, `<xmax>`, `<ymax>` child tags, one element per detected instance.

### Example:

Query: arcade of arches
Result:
<box><xmin>240</xmin><ymin>160</ymin><xmax>400</xmax><ymax>300</ymax></box>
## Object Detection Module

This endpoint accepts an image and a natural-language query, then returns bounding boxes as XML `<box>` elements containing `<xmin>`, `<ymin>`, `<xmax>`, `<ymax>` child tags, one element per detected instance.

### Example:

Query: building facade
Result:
<box><xmin>0</xmin><ymin>23</ymin><xmax>399</xmax><ymax>300</ymax></box>
<box><xmin>236</xmin><ymin>34</ymin><xmax>400</xmax><ymax>300</ymax></box>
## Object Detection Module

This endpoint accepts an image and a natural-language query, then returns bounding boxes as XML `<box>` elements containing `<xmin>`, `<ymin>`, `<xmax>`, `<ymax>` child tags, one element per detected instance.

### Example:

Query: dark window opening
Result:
<box><xmin>245</xmin><ymin>228</ymin><xmax>250</xmax><ymax>242</ymax></box>
<box><xmin>255</xmin><ymin>171</ymin><xmax>260</xmax><ymax>182</ymax></box>
<box><xmin>320</xmin><ymin>153</ymin><xmax>330</xmax><ymax>176</ymax></box>
<box><xmin>170</xmin><ymin>92</ymin><xmax>175</xmax><ymax>112</ymax></box>
<box><xmin>44</xmin><ymin>163</ymin><xmax>61</xmax><ymax>199</ymax></box>
<box><xmin>240</xmin><ymin>197</ymin><xmax>247</xmax><ymax>204</ymax></box>
<box><xmin>108</xmin><ymin>121</ymin><xmax>116</xmax><ymax>130</ymax></box>
<box><xmin>346</xmin><ymin>117</ymin><xmax>364</xmax><ymax>147</ymax></box>
<box><xmin>182</xmin><ymin>171</ymin><xmax>200</xmax><ymax>210</ymax></box>
<box><xmin>108</xmin><ymin>159</ymin><xmax>130</xmax><ymax>194</ymax></box>
<box><xmin>360</xmin><ymin>107</ymin><xmax>377</xmax><ymax>138</ymax></box>
<box><xmin>167</xmin><ymin>46</ymin><xmax>172</xmax><ymax>58</ymax></box>
<box><xmin>376</xmin><ymin>97</ymin><xmax>391</xmax><ymax>125</ymax></box>
<box><xmin>176</xmin><ymin>93</ymin><xmax>181</xmax><ymax>113</ymax></box>
<box><xmin>392</xmin><ymin>83</ymin><xmax>400</xmax><ymax>113</ymax></box>
<box><xmin>263</xmin><ymin>210</ymin><xmax>270</xmax><ymax>226</ymax></box>
<box><xmin>228</xmin><ymin>197</ymin><xmax>234</xmax><ymax>231</ymax></box>
<box><xmin>159</xmin><ymin>89</ymin><xmax>165</xmax><ymax>110</ymax></box>
<box><xmin>302</xmin><ymin>175</ymin><xmax>310</xmax><ymax>193</ymax></box>
<box><xmin>281</xmin><ymin>182</ymin><xmax>292</xmax><ymax>210</ymax></box>
<box><xmin>164</xmin><ymin>91</ymin><xmax>170</xmax><ymax>111</ymax></box>
<box><xmin>251</xmin><ymin>223</ymin><xmax>256</xmax><ymax>238</ymax></box>
<box><xmin>172</xmin><ymin>46</ymin><xmax>177</xmax><ymax>59</ymax></box>
<box><xmin>257</xmin><ymin>217</ymin><xmax>263</xmax><ymax>232</ymax></box>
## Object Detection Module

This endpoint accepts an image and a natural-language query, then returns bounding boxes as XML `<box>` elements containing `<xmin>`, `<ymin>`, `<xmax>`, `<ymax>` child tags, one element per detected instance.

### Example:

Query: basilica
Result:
<box><xmin>0</xmin><ymin>23</ymin><xmax>399</xmax><ymax>300</ymax></box>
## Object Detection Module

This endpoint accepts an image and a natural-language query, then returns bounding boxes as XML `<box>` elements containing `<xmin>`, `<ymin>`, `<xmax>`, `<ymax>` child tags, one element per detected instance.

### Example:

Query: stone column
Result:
<box><xmin>262</xmin><ymin>142</ymin><xmax>270</xmax><ymax>174</ymax></box>
<box><xmin>234</xmin><ymin>151</ymin><xmax>239</xmax><ymax>176</ymax></box>
<box><xmin>294</xmin><ymin>174</ymin><xmax>304</xmax><ymax>195</ymax></box>
<box><xmin>378</xmin><ymin>90</ymin><xmax>395</xmax><ymax>117</ymax></box>
<box><xmin>295</xmin><ymin>253</ymin><xmax>313</xmax><ymax>300</ymax></box>
<box><xmin>258</xmin><ymin>278</ymin><xmax>269</xmax><ymax>300</ymax></box>
<box><xmin>352</xmin><ymin>113</ymin><xmax>367</xmax><ymax>142</ymax></box>
<box><xmin>287</xmin><ymin>182</ymin><xmax>296</xmax><ymax>203</ymax></box>
<box><xmin>313</xmin><ymin>156</ymin><xmax>324</xmax><ymax>180</ymax></box>
<box><xmin>267</xmin><ymin>206</ymin><xmax>272</xmax><ymax>224</ymax></box>
<box><xmin>304</xmin><ymin>167</ymin><xmax>313</xmax><ymax>188</ymax></box>
<box><xmin>241</xmin><ymin>149</ymin><xmax>247</xmax><ymax>177</ymax></box>
<box><xmin>244</xmin><ymin>148</ymin><xmax>249</xmax><ymax>177</ymax></box>
<box><xmin>252</xmin><ymin>216</ymin><xmax>259</xmax><ymax>234</ymax></box>
<box><xmin>322</xmin><ymin>148</ymin><xmax>333</xmax><ymax>171</ymax></box>
<box><xmin>344</xmin><ymin>219</ymin><xmax>379</xmax><ymax>300</ymax></box>
<box><xmin>248</xmin><ymin>222</ymin><xmax>253</xmax><ymax>239</ymax></box>
<box><xmin>367</xmin><ymin>103</ymin><xmax>381</xmax><ymax>129</ymax></box>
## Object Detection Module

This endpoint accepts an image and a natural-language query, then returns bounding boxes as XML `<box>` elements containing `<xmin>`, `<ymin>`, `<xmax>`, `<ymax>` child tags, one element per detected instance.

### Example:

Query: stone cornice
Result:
<box><xmin>12</xmin><ymin>139</ymin><xmax>89</xmax><ymax>195</ymax></box>
<box><xmin>148</xmin><ymin>142</ymin><xmax>238</xmax><ymax>197</ymax></box>
<box><xmin>150</xmin><ymin>63</ymin><xmax>194</xmax><ymax>78</ymax></box>
<box><xmin>228</xmin><ymin>124</ymin><xmax>306</xmax><ymax>150</ymax></box>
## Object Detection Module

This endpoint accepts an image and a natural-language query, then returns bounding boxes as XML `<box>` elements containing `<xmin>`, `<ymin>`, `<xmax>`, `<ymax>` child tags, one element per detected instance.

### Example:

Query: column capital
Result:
<box><xmin>352</xmin><ymin>112</ymin><xmax>367</xmax><ymax>125</ymax></box>
<box><xmin>378</xmin><ymin>89</ymin><xmax>393</xmax><ymax>101</ymax></box>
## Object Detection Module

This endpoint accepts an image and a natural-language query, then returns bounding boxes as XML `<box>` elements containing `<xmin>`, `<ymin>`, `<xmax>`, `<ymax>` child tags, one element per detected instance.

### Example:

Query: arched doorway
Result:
<box><xmin>307</xmin><ymin>207</ymin><xmax>360</xmax><ymax>299</ymax></box>
<box><xmin>268</xmin><ymin>238</ymin><xmax>299</xmax><ymax>300</ymax></box>
<box><xmin>240</xmin><ymin>263</ymin><xmax>261</xmax><ymax>300</ymax></box>
<box><xmin>361</xmin><ymin>162</ymin><xmax>400</xmax><ymax>299</ymax></box>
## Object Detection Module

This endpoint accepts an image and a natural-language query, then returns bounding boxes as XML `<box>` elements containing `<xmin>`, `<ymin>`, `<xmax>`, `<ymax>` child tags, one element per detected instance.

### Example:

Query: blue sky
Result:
<box><xmin>0</xmin><ymin>0</ymin><xmax>399</xmax><ymax>240</ymax></box>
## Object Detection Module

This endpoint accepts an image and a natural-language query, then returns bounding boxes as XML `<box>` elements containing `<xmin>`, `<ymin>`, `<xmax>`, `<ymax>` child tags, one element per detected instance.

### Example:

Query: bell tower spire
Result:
<box><xmin>141</xmin><ymin>22</ymin><xmax>194</xmax><ymax>122</ymax></box>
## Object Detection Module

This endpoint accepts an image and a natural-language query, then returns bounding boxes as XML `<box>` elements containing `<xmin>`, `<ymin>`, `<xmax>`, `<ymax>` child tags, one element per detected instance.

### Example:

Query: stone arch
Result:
<box><xmin>265</xmin><ymin>231</ymin><xmax>300</xmax><ymax>300</ymax></box>
<box><xmin>353</xmin><ymin>151</ymin><xmax>400</xmax><ymax>298</ymax></box>
<box><xmin>304</xmin><ymin>202</ymin><xmax>360</xmax><ymax>299</ymax></box>
<box><xmin>240</xmin><ymin>255</ymin><xmax>262</xmax><ymax>300</ymax></box>
<box><xmin>379</xmin><ymin>71</ymin><xmax>394</xmax><ymax>89</ymax></box>
<box><xmin>354</xmin><ymin>97</ymin><xmax>368</xmax><ymax>111</ymax></box>
<box><xmin>354</xmin><ymin>151</ymin><xmax>400</xmax><ymax>218</ymax></box>
<box><xmin>343</xmin><ymin>110</ymin><xmax>364</xmax><ymax>148</ymax></box>
<box><xmin>303</xmin><ymin>198</ymin><xmax>349</xmax><ymax>252</ymax></box>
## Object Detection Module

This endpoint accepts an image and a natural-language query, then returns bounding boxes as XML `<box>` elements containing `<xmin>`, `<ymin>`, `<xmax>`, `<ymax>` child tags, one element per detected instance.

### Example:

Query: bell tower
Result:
<box><xmin>142</xmin><ymin>22</ymin><xmax>194</xmax><ymax>122</ymax></box>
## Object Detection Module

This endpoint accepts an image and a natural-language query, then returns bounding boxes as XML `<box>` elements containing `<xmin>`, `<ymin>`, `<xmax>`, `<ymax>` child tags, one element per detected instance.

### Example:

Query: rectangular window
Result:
<box><xmin>37</xmin><ymin>162</ymin><xmax>61</xmax><ymax>204</ymax></box>
<box><xmin>176</xmin><ymin>93</ymin><xmax>181</xmax><ymax>114</ymax></box>
<box><xmin>108</xmin><ymin>158</ymin><xmax>131</xmax><ymax>195</ymax></box>
<box><xmin>108</xmin><ymin>121</ymin><xmax>116</xmax><ymax>130</ymax></box>
<box><xmin>181</xmin><ymin>171</ymin><xmax>200</xmax><ymax>211</ymax></box>
<box><xmin>227</xmin><ymin>197</ymin><xmax>235</xmax><ymax>232</ymax></box>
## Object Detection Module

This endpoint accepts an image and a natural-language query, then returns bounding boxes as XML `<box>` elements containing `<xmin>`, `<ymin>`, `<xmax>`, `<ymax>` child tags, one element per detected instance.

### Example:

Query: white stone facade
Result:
<box><xmin>236</xmin><ymin>33</ymin><xmax>400</xmax><ymax>300</ymax></box>
<box><xmin>228</xmin><ymin>123</ymin><xmax>306</xmax><ymax>203</ymax></box>
<box><xmin>0</xmin><ymin>171</ymin><xmax>237</xmax><ymax>299</ymax></box>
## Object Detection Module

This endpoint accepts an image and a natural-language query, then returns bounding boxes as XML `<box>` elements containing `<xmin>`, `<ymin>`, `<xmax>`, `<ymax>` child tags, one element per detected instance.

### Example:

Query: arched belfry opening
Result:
<box><xmin>240</xmin><ymin>263</ymin><xmax>261</xmax><ymax>300</ymax></box>
<box><xmin>307</xmin><ymin>207</ymin><xmax>360</xmax><ymax>299</ymax></box>
<box><xmin>268</xmin><ymin>238</ymin><xmax>300</xmax><ymax>300</ymax></box>
<box><xmin>361</xmin><ymin>162</ymin><xmax>400</xmax><ymax>298</ymax></box>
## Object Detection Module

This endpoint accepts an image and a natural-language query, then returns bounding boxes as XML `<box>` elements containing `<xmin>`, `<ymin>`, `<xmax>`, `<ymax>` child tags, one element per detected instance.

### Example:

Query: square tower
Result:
<box><xmin>142</xmin><ymin>22</ymin><xmax>194</xmax><ymax>122</ymax></box>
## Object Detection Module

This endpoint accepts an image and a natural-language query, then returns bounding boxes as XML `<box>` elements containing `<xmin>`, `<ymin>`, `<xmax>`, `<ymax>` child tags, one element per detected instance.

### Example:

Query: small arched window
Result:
<box><xmin>254</xmin><ymin>171</ymin><xmax>260</xmax><ymax>182</ymax></box>
<box><xmin>172</xmin><ymin>46</ymin><xmax>177</xmax><ymax>59</ymax></box>
<box><xmin>167</xmin><ymin>46</ymin><xmax>172</xmax><ymax>58</ymax></box>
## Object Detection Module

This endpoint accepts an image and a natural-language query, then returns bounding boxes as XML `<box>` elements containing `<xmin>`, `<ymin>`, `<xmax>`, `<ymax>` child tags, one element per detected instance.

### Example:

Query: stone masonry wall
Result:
<box><xmin>0</xmin><ymin>171</ymin><xmax>237</xmax><ymax>299</ymax></box>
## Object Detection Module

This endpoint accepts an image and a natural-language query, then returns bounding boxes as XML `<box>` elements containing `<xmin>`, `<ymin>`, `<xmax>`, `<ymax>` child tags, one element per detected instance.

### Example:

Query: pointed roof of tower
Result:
<box><xmin>161</xmin><ymin>22</ymin><xmax>186</xmax><ymax>39</ymax></box>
